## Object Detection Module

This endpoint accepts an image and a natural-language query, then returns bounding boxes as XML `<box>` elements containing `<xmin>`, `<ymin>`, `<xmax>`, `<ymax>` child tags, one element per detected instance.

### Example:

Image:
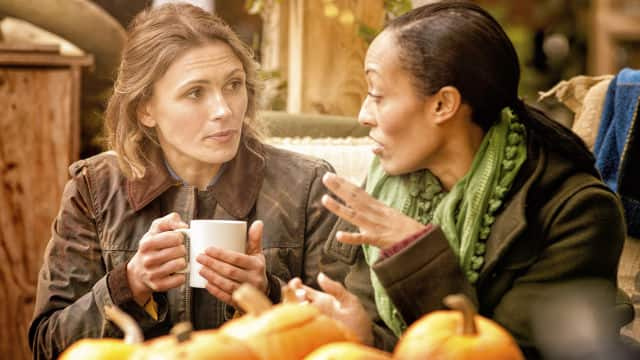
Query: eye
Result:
<box><xmin>225</xmin><ymin>78</ymin><xmax>245</xmax><ymax>93</ymax></box>
<box><xmin>368</xmin><ymin>92</ymin><xmax>382</xmax><ymax>102</ymax></box>
<box><xmin>186</xmin><ymin>87</ymin><xmax>202</xmax><ymax>99</ymax></box>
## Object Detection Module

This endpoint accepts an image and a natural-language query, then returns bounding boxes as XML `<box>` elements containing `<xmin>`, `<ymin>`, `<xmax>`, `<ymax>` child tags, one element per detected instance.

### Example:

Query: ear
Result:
<box><xmin>430</xmin><ymin>86</ymin><xmax>462</xmax><ymax>125</ymax></box>
<box><xmin>137</xmin><ymin>98</ymin><xmax>155</xmax><ymax>128</ymax></box>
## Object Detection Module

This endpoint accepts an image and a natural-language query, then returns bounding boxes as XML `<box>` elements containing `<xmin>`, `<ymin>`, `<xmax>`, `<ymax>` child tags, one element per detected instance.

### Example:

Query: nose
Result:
<box><xmin>358</xmin><ymin>97</ymin><xmax>376</xmax><ymax>127</ymax></box>
<box><xmin>210</xmin><ymin>91</ymin><xmax>232</xmax><ymax>120</ymax></box>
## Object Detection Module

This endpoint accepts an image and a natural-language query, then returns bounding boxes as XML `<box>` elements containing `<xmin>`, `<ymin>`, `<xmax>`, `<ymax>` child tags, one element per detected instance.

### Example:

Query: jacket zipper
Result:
<box><xmin>183</xmin><ymin>186</ymin><xmax>197</xmax><ymax>324</ymax></box>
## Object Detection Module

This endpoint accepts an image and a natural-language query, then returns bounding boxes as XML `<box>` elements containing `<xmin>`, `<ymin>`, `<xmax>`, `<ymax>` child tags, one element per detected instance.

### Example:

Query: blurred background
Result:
<box><xmin>1</xmin><ymin>1</ymin><xmax>640</xmax><ymax>359</ymax></box>
<box><xmin>3</xmin><ymin>0</ymin><xmax>640</xmax><ymax>158</ymax></box>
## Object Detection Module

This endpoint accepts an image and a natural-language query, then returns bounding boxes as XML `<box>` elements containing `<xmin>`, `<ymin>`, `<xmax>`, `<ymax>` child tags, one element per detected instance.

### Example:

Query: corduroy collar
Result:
<box><xmin>127</xmin><ymin>137</ymin><xmax>265</xmax><ymax>219</ymax></box>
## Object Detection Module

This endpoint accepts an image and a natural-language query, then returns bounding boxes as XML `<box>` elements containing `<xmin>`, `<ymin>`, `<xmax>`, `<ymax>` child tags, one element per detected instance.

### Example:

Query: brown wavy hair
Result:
<box><xmin>105</xmin><ymin>3</ymin><xmax>262</xmax><ymax>179</ymax></box>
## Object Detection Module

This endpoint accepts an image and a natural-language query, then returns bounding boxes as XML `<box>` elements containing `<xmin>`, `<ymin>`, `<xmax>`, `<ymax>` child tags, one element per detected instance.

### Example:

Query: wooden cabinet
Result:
<box><xmin>0</xmin><ymin>45</ymin><xmax>92</xmax><ymax>360</ymax></box>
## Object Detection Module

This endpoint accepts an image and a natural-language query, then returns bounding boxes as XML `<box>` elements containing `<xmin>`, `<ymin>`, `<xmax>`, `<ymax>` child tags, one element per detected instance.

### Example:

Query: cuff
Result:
<box><xmin>107</xmin><ymin>262</ymin><xmax>135</xmax><ymax>306</ymax></box>
<box><xmin>266</xmin><ymin>272</ymin><xmax>284</xmax><ymax>304</ymax></box>
<box><xmin>380</xmin><ymin>224</ymin><xmax>434</xmax><ymax>259</ymax></box>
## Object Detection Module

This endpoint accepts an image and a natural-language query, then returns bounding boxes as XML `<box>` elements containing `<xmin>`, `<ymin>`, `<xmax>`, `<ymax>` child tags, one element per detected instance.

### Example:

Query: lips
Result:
<box><xmin>204</xmin><ymin>129</ymin><xmax>237</xmax><ymax>142</ymax></box>
<box><xmin>369</xmin><ymin>135</ymin><xmax>384</xmax><ymax>155</ymax></box>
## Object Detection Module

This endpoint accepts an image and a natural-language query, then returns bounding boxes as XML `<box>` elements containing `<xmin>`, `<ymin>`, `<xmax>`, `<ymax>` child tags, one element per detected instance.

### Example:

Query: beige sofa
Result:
<box><xmin>260</xmin><ymin>110</ymin><xmax>373</xmax><ymax>185</ymax></box>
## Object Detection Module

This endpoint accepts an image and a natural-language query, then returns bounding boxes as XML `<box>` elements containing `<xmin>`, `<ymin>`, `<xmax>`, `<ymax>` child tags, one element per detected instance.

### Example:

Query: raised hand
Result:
<box><xmin>126</xmin><ymin>212</ymin><xmax>189</xmax><ymax>306</ymax></box>
<box><xmin>321</xmin><ymin>172</ymin><xmax>425</xmax><ymax>249</ymax></box>
<box><xmin>196</xmin><ymin>220</ymin><xmax>267</xmax><ymax>305</ymax></box>
<box><xmin>288</xmin><ymin>273</ymin><xmax>373</xmax><ymax>345</ymax></box>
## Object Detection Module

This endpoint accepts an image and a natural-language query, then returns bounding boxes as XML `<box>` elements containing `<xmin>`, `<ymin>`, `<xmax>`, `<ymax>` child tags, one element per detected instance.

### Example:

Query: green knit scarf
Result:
<box><xmin>363</xmin><ymin>108</ymin><xmax>527</xmax><ymax>337</ymax></box>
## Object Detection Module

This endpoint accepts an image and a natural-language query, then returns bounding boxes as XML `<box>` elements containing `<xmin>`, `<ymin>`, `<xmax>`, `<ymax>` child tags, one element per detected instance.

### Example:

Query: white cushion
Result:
<box><xmin>267</xmin><ymin>137</ymin><xmax>374</xmax><ymax>185</ymax></box>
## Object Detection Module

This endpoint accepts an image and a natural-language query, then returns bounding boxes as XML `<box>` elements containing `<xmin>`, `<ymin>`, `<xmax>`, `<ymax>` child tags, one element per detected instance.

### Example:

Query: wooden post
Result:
<box><xmin>287</xmin><ymin>0</ymin><xmax>304</xmax><ymax>113</ymax></box>
<box><xmin>590</xmin><ymin>0</ymin><xmax>640</xmax><ymax>75</ymax></box>
<box><xmin>281</xmin><ymin>0</ymin><xmax>384</xmax><ymax>116</ymax></box>
<box><xmin>0</xmin><ymin>45</ymin><xmax>92</xmax><ymax>360</ymax></box>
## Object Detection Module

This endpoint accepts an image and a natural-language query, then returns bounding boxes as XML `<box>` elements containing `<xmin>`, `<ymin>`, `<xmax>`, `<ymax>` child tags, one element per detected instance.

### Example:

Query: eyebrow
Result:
<box><xmin>177</xmin><ymin>68</ymin><xmax>245</xmax><ymax>89</ymax></box>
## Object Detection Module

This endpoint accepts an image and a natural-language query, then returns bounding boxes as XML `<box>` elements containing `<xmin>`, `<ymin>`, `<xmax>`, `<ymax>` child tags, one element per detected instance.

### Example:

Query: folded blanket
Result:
<box><xmin>594</xmin><ymin>68</ymin><xmax>640</xmax><ymax>237</ymax></box>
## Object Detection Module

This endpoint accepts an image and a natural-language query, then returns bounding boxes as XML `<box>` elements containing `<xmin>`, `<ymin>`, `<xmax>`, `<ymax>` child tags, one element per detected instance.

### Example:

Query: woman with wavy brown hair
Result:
<box><xmin>29</xmin><ymin>4</ymin><xmax>336</xmax><ymax>358</ymax></box>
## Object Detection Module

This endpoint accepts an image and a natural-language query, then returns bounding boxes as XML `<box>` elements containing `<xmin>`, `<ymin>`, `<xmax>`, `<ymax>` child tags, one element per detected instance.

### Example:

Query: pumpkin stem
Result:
<box><xmin>443</xmin><ymin>294</ymin><xmax>478</xmax><ymax>336</ymax></box>
<box><xmin>104</xmin><ymin>305</ymin><xmax>144</xmax><ymax>344</ymax></box>
<box><xmin>232</xmin><ymin>283</ymin><xmax>273</xmax><ymax>315</ymax></box>
<box><xmin>171</xmin><ymin>322</ymin><xmax>193</xmax><ymax>343</ymax></box>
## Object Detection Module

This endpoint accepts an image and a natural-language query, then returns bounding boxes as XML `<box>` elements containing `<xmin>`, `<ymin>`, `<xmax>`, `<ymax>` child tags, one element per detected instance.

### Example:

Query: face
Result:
<box><xmin>360</xmin><ymin>30</ymin><xmax>444</xmax><ymax>175</ymax></box>
<box><xmin>139</xmin><ymin>40</ymin><xmax>248</xmax><ymax>173</ymax></box>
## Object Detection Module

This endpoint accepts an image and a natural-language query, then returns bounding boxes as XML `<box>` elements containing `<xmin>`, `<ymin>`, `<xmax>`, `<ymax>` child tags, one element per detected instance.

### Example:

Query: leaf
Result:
<box><xmin>384</xmin><ymin>0</ymin><xmax>412</xmax><ymax>17</ymax></box>
<box><xmin>245</xmin><ymin>0</ymin><xmax>263</xmax><ymax>15</ymax></box>
<box><xmin>357</xmin><ymin>23</ymin><xmax>381</xmax><ymax>44</ymax></box>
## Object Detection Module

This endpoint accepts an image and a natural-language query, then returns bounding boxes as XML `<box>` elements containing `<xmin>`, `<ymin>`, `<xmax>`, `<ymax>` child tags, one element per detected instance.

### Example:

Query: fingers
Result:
<box><xmin>288</xmin><ymin>277</ymin><xmax>303</xmax><ymax>289</ymax></box>
<box><xmin>201</xmin><ymin>266</ymin><xmax>239</xmax><ymax>304</ymax></box>
<box><xmin>203</xmin><ymin>247</ymin><xmax>260</xmax><ymax>270</ymax></box>
<box><xmin>144</xmin><ymin>273</ymin><xmax>186</xmax><ymax>292</ymax></box>
<box><xmin>336</xmin><ymin>231</ymin><xmax>382</xmax><ymax>247</ymax></box>
<box><xmin>141</xmin><ymin>243</ymin><xmax>186</xmax><ymax>268</ymax></box>
<box><xmin>197</xmin><ymin>253</ymin><xmax>246</xmax><ymax>283</ymax></box>
<box><xmin>246</xmin><ymin>220</ymin><xmax>264</xmax><ymax>255</ymax></box>
<box><xmin>148</xmin><ymin>212</ymin><xmax>188</xmax><ymax>234</ymax></box>
<box><xmin>198</xmin><ymin>250</ymin><xmax>267</xmax><ymax>295</ymax></box>
<box><xmin>322</xmin><ymin>172</ymin><xmax>365</xmax><ymax>202</ymax></box>
<box><xmin>148</xmin><ymin>257</ymin><xmax>188</xmax><ymax>279</ymax></box>
<box><xmin>321</xmin><ymin>194</ymin><xmax>380</xmax><ymax>231</ymax></box>
<box><xmin>317</xmin><ymin>272</ymin><xmax>352</xmax><ymax>304</ymax></box>
<box><xmin>205</xmin><ymin>282</ymin><xmax>234</xmax><ymax>305</ymax></box>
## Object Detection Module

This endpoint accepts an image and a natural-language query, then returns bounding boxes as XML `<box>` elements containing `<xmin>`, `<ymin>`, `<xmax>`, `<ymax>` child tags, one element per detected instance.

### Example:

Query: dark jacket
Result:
<box><xmin>322</xmin><ymin>135</ymin><xmax>625</xmax><ymax>357</ymax></box>
<box><xmin>29</xmin><ymin>138</ymin><xmax>337</xmax><ymax>359</ymax></box>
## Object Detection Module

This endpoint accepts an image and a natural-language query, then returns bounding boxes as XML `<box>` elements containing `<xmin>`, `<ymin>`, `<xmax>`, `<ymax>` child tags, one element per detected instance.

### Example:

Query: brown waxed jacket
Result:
<box><xmin>29</xmin><ymin>138</ymin><xmax>337</xmax><ymax>359</ymax></box>
<box><xmin>322</xmin><ymin>135</ymin><xmax>626</xmax><ymax>358</ymax></box>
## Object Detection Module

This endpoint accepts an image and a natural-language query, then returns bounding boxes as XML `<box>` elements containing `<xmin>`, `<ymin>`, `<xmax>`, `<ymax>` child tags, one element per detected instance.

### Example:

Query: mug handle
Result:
<box><xmin>173</xmin><ymin>228</ymin><xmax>190</xmax><ymax>274</ymax></box>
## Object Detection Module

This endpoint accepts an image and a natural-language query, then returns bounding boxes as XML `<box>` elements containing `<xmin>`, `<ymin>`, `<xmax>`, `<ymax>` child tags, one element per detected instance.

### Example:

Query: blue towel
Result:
<box><xmin>594</xmin><ymin>68</ymin><xmax>640</xmax><ymax>237</ymax></box>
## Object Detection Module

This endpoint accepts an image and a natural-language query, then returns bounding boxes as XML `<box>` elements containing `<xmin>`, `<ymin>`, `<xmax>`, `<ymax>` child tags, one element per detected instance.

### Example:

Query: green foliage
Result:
<box><xmin>245</xmin><ymin>0</ymin><xmax>264</xmax><ymax>15</ymax></box>
<box><xmin>384</xmin><ymin>0</ymin><xmax>412</xmax><ymax>17</ymax></box>
<box><xmin>357</xmin><ymin>23</ymin><xmax>380</xmax><ymax>45</ymax></box>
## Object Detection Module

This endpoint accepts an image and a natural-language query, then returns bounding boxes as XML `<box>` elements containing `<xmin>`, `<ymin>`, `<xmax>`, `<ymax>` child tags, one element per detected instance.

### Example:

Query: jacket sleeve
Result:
<box><xmin>372</xmin><ymin>183</ymin><xmax>624</xmax><ymax>355</ymax></box>
<box><xmin>264</xmin><ymin>161</ymin><xmax>338</xmax><ymax>303</ymax></box>
<box><xmin>301</xmin><ymin>161</ymin><xmax>338</xmax><ymax>289</ymax></box>
<box><xmin>28</xmin><ymin>166</ymin><xmax>166</xmax><ymax>359</ymax></box>
<box><xmin>372</xmin><ymin>224</ymin><xmax>476</xmax><ymax>324</ymax></box>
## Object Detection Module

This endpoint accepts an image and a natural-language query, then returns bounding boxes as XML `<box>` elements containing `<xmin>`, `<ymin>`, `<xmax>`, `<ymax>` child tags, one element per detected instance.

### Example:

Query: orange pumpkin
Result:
<box><xmin>131</xmin><ymin>322</ymin><xmax>259</xmax><ymax>360</ymax></box>
<box><xmin>218</xmin><ymin>284</ymin><xmax>359</xmax><ymax>360</ymax></box>
<box><xmin>304</xmin><ymin>342</ymin><xmax>392</xmax><ymax>360</ymax></box>
<box><xmin>60</xmin><ymin>305</ymin><xmax>143</xmax><ymax>360</ymax></box>
<box><xmin>394</xmin><ymin>294</ymin><xmax>524</xmax><ymax>360</ymax></box>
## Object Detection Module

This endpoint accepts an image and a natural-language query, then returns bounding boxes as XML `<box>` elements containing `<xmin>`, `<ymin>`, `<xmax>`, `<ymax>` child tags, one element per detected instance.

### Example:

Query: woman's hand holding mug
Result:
<box><xmin>126</xmin><ymin>212</ymin><xmax>189</xmax><ymax>306</ymax></box>
<box><xmin>196</xmin><ymin>220</ymin><xmax>267</xmax><ymax>305</ymax></box>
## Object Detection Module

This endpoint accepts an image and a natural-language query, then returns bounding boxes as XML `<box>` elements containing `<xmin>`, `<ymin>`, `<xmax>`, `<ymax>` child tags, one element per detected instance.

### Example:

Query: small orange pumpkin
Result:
<box><xmin>218</xmin><ymin>284</ymin><xmax>359</xmax><ymax>360</ymax></box>
<box><xmin>304</xmin><ymin>341</ymin><xmax>392</xmax><ymax>360</ymax></box>
<box><xmin>59</xmin><ymin>305</ymin><xmax>143</xmax><ymax>360</ymax></box>
<box><xmin>394</xmin><ymin>294</ymin><xmax>524</xmax><ymax>360</ymax></box>
<box><xmin>131</xmin><ymin>322</ymin><xmax>259</xmax><ymax>360</ymax></box>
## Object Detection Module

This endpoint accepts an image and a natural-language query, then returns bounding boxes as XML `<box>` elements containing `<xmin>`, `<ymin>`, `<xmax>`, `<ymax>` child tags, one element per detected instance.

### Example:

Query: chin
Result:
<box><xmin>380</xmin><ymin>158</ymin><xmax>420</xmax><ymax>176</ymax></box>
<box><xmin>202</xmin><ymin>141</ymin><xmax>241</xmax><ymax>164</ymax></box>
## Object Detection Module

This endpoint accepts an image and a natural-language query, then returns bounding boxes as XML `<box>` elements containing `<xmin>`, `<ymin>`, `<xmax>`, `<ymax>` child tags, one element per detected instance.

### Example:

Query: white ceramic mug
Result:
<box><xmin>175</xmin><ymin>219</ymin><xmax>247</xmax><ymax>288</ymax></box>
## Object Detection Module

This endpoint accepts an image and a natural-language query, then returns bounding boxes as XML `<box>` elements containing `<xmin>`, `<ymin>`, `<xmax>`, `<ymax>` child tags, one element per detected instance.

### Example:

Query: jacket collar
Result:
<box><xmin>480</xmin><ymin>137</ymin><xmax>545</xmax><ymax>280</ymax></box>
<box><xmin>127</xmin><ymin>137</ymin><xmax>265</xmax><ymax>219</ymax></box>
